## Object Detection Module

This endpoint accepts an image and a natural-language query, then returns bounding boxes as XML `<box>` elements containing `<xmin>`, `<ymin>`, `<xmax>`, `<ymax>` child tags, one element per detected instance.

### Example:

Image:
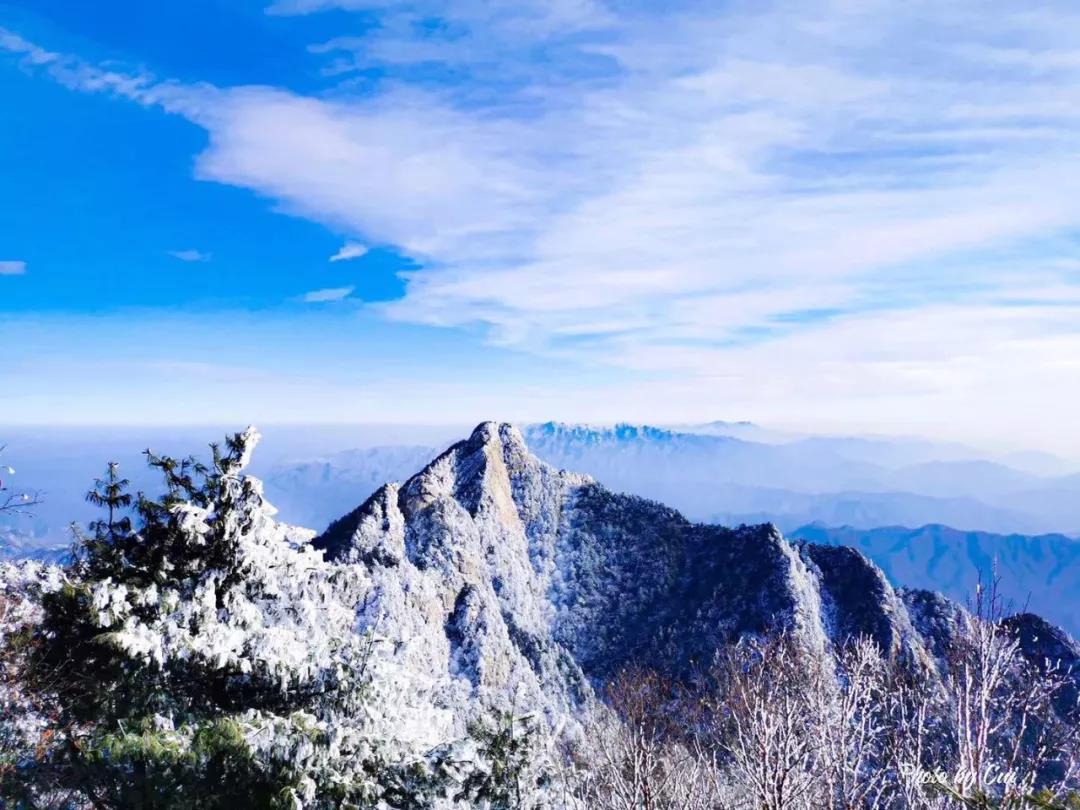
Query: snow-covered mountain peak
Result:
<box><xmin>308</xmin><ymin>422</ymin><xmax>1005</xmax><ymax>731</ymax></box>
<box><xmin>526</xmin><ymin>420</ymin><xmax>726</xmax><ymax>449</ymax></box>
<box><xmin>398</xmin><ymin>421</ymin><xmax>577</xmax><ymax>520</ymax></box>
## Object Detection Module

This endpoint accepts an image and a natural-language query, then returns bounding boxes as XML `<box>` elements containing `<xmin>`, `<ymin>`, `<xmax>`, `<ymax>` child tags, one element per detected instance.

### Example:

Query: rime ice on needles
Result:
<box><xmin>88</xmin><ymin>428</ymin><xmax>365</xmax><ymax>691</ymax></box>
<box><xmin>8</xmin><ymin>427</ymin><xmax>479</xmax><ymax>807</ymax></box>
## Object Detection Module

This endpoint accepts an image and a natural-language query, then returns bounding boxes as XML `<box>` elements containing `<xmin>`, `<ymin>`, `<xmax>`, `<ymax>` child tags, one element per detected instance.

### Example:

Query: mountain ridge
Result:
<box><xmin>791</xmin><ymin>522</ymin><xmax>1080</xmax><ymax>639</ymax></box>
<box><xmin>311</xmin><ymin>421</ymin><xmax>1065</xmax><ymax>728</ymax></box>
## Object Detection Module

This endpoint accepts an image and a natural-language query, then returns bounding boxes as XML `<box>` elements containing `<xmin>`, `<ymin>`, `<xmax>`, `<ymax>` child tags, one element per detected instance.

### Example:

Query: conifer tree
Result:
<box><xmin>3</xmin><ymin>428</ymin><xmax>708</xmax><ymax>809</ymax></box>
<box><xmin>8</xmin><ymin>428</ymin><xmax>459</xmax><ymax>808</ymax></box>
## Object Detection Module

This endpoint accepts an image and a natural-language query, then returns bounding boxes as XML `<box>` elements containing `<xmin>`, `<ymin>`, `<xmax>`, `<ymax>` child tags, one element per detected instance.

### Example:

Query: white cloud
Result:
<box><xmin>178</xmin><ymin>86</ymin><xmax>539</xmax><ymax>261</ymax></box>
<box><xmin>0</xmin><ymin>28</ymin><xmax>58</xmax><ymax>66</ymax></box>
<box><xmin>0</xmin><ymin>260</ymin><xmax>26</xmax><ymax>276</ymax></box>
<box><xmin>268</xmin><ymin>0</ymin><xmax>612</xmax><ymax>34</ymax></box>
<box><xmin>169</xmin><ymin>249</ymin><xmax>211</xmax><ymax>262</ymax></box>
<box><xmin>302</xmin><ymin>285</ymin><xmax>354</xmax><ymax>302</ymax></box>
<box><xmin>329</xmin><ymin>242</ymin><xmax>368</xmax><ymax>262</ymax></box>
<box><xmin>7</xmin><ymin>4</ymin><xmax>1080</xmax><ymax>436</ymax></box>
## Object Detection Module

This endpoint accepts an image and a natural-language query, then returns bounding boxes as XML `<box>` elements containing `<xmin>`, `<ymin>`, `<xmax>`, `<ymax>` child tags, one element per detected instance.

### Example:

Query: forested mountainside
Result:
<box><xmin>2</xmin><ymin>423</ymin><xmax>1079</xmax><ymax>808</ymax></box>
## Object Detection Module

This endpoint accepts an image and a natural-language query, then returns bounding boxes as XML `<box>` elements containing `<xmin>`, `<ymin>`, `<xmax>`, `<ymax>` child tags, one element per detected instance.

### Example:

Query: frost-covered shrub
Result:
<box><xmin>558</xmin><ymin>628</ymin><xmax>1080</xmax><ymax>810</ymax></box>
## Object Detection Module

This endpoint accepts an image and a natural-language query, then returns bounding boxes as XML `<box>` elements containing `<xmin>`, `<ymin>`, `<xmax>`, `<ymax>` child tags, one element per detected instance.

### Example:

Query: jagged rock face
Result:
<box><xmin>315</xmin><ymin>423</ymin><xmax>963</xmax><ymax>726</ymax></box>
<box><xmin>1004</xmin><ymin>613</ymin><xmax>1080</xmax><ymax>669</ymax></box>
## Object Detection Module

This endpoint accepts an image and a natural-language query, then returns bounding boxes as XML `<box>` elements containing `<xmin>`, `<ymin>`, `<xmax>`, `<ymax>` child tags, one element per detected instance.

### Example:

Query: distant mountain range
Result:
<box><xmin>521</xmin><ymin>422</ymin><xmax>1080</xmax><ymax>535</ymax></box>
<box><xmin>253</xmin><ymin>422</ymin><xmax>1076</xmax><ymax>537</ymax></box>
<box><xmin>0</xmin><ymin>527</ymin><xmax>67</xmax><ymax>564</ymax></box>
<box><xmin>6</xmin><ymin>421</ymin><xmax>1079</xmax><ymax>544</ymax></box>
<box><xmin>263</xmin><ymin>445</ymin><xmax>440</xmax><ymax>533</ymax></box>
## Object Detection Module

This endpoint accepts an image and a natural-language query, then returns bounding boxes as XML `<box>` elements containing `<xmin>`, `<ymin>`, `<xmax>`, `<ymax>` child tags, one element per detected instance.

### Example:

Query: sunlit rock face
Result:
<box><xmin>314</xmin><ymin>422</ymin><xmax>1040</xmax><ymax>727</ymax></box>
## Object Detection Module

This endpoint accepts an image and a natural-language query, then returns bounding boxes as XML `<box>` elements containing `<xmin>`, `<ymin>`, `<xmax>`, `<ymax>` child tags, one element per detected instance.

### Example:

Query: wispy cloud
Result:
<box><xmin>0</xmin><ymin>28</ymin><xmax>58</xmax><ymax>66</ymax></box>
<box><xmin>169</xmin><ymin>249</ymin><xmax>211</xmax><ymax>262</ymax></box>
<box><xmin>0</xmin><ymin>260</ymin><xmax>27</xmax><ymax>276</ymax></box>
<box><xmin>301</xmin><ymin>285</ymin><xmax>354</xmax><ymax>302</ymax></box>
<box><xmin>329</xmin><ymin>242</ymin><xmax>367</xmax><ymax>262</ymax></box>
<box><xmin>6</xmin><ymin>4</ymin><xmax>1080</xmax><ymax>435</ymax></box>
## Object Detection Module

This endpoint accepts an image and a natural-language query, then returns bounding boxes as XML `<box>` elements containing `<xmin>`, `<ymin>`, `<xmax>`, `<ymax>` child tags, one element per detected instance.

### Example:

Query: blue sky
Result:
<box><xmin>3</xmin><ymin>1</ymin><xmax>1080</xmax><ymax>452</ymax></box>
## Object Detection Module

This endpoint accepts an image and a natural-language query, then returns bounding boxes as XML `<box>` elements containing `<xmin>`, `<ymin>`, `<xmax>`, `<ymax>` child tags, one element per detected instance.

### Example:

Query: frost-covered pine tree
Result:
<box><xmin>7</xmin><ymin>428</ymin><xmax>482</xmax><ymax>808</ymax></box>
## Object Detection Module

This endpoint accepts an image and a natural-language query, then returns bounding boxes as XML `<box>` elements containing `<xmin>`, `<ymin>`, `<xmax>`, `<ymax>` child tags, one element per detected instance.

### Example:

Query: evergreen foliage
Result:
<box><xmin>458</xmin><ymin>711</ymin><xmax>548</xmax><ymax>809</ymax></box>
<box><xmin>1</xmin><ymin>429</ymin><xmax>488</xmax><ymax>808</ymax></box>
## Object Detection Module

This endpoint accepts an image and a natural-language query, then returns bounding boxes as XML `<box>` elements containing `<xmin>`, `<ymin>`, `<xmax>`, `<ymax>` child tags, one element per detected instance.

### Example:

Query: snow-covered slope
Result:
<box><xmin>314</xmin><ymin>422</ymin><xmax>1001</xmax><ymax>727</ymax></box>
